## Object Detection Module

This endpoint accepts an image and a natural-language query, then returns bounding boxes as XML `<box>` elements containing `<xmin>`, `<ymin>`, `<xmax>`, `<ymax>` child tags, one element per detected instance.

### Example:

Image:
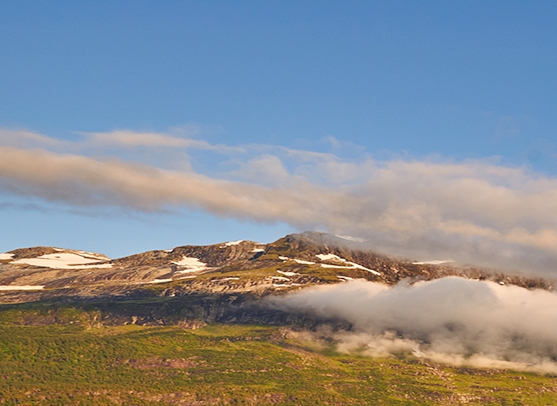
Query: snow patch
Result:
<box><xmin>316</xmin><ymin>253</ymin><xmax>342</xmax><ymax>262</ymax></box>
<box><xmin>214</xmin><ymin>277</ymin><xmax>240</xmax><ymax>282</ymax></box>
<box><xmin>0</xmin><ymin>285</ymin><xmax>44</xmax><ymax>291</ymax></box>
<box><xmin>412</xmin><ymin>260</ymin><xmax>453</xmax><ymax>265</ymax></box>
<box><xmin>252</xmin><ymin>248</ymin><xmax>265</xmax><ymax>253</ymax></box>
<box><xmin>11</xmin><ymin>253</ymin><xmax>112</xmax><ymax>269</ymax></box>
<box><xmin>279</xmin><ymin>256</ymin><xmax>315</xmax><ymax>265</ymax></box>
<box><xmin>350</xmin><ymin>264</ymin><xmax>380</xmax><ymax>275</ymax></box>
<box><xmin>316</xmin><ymin>253</ymin><xmax>381</xmax><ymax>275</ymax></box>
<box><xmin>150</xmin><ymin>278</ymin><xmax>173</xmax><ymax>284</ymax></box>
<box><xmin>294</xmin><ymin>259</ymin><xmax>315</xmax><ymax>265</ymax></box>
<box><xmin>277</xmin><ymin>270</ymin><xmax>300</xmax><ymax>276</ymax></box>
<box><xmin>337</xmin><ymin>275</ymin><xmax>354</xmax><ymax>281</ymax></box>
<box><xmin>222</xmin><ymin>240</ymin><xmax>244</xmax><ymax>247</ymax></box>
<box><xmin>321</xmin><ymin>264</ymin><xmax>354</xmax><ymax>269</ymax></box>
<box><xmin>0</xmin><ymin>253</ymin><xmax>14</xmax><ymax>260</ymax></box>
<box><xmin>271</xmin><ymin>276</ymin><xmax>290</xmax><ymax>281</ymax></box>
<box><xmin>173</xmin><ymin>256</ymin><xmax>208</xmax><ymax>273</ymax></box>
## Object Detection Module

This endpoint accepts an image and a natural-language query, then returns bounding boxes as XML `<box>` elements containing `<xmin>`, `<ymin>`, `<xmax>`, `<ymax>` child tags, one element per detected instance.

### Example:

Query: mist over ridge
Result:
<box><xmin>268</xmin><ymin>277</ymin><xmax>557</xmax><ymax>373</ymax></box>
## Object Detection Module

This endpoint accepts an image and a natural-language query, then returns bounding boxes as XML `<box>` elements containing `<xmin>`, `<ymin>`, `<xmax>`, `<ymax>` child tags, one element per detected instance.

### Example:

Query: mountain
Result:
<box><xmin>2</xmin><ymin>232</ymin><xmax>557</xmax><ymax>405</ymax></box>
<box><xmin>0</xmin><ymin>231</ymin><xmax>552</xmax><ymax>304</ymax></box>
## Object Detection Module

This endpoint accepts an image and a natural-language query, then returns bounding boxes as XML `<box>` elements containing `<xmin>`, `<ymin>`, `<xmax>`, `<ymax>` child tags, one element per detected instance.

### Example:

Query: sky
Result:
<box><xmin>1</xmin><ymin>1</ymin><xmax>557</xmax><ymax>274</ymax></box>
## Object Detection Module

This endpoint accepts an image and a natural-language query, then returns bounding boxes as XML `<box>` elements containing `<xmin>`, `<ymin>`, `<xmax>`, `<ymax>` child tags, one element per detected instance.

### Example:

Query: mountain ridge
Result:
<box><xmin>0</xmin><ymin>231</ymin><xmax>553</xmax><ymax>304</ymax></box>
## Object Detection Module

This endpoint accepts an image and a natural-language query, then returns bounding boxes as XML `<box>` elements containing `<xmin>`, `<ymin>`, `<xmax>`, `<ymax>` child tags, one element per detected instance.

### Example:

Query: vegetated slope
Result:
<box><xmin>0</xmin><ymin>321</ymin><xmax>556</xmax><ymax>405</ymax></box>
<box><xmin>0</xmin><ymin>231</ymin><xmax>553</xmax><ymax>304</ymax></box>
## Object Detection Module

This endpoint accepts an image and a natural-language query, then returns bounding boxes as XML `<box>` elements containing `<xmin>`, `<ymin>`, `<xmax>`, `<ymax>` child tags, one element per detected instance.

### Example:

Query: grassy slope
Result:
<box><xmin>1</xmin><ymin>321</ymin><xmax>557</xmax><ymax>405</ymax></box>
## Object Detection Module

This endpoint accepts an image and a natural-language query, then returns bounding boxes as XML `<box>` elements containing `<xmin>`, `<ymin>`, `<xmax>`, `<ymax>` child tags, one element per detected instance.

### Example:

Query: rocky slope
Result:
<box><xmin>0</xmin><ymin>231</ymin><xmax>553</xmax><ymax>304</ymax></box>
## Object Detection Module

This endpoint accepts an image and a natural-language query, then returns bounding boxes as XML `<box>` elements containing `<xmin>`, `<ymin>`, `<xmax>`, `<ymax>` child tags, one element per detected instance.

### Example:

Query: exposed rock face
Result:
<box><xmin>0</xmin><ymin>232</ymin><xmax>553</xmax><ymax>304</ymax></box>
<box><xmin>8</xmin><ymin>246</ymin><xmax>62</xmax><ymax>259</ymax></box>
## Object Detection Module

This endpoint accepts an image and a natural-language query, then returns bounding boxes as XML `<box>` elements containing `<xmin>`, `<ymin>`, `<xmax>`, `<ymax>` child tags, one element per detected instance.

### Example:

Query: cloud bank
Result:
<box><xmin>1</xmin><ymin>128</ymin><xmax>557</xmax><ymax>275</ymax></box>
<box><xmin>268</xmin><ymin>278</ymin><xmax>557</xmax><ymax>373</ymax></box>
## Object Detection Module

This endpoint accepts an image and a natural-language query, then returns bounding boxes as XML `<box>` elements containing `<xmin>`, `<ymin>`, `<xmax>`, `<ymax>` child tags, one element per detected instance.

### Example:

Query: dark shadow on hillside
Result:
<box><xmin>0</xmin><ymin>290</ymin><xmax>351</xmax><ymax>330</ymax></box>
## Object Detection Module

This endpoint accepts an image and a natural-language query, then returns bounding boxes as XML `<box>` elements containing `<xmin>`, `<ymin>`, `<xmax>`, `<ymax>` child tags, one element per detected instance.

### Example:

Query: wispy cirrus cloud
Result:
<box><xmin>1</xmin><ymin>128</ymin><xmax>557</xmax><ymax>275</ymax></box>
<box><xmin>80</xmin><ymin>129</ymin><xmax>243</xmax><ymax>154</ymax></box>
<box><xmin>0</xmin><ymin>128</ymin><xmax>63</xmax><ymax>148</ymax></box>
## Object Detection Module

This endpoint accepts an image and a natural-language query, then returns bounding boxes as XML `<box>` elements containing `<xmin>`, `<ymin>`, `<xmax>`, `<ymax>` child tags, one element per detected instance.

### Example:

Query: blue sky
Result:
<box><xmin>1</xmin><ymin>1</ymin><xmax>557</xmax><ymax>274</ymax></box>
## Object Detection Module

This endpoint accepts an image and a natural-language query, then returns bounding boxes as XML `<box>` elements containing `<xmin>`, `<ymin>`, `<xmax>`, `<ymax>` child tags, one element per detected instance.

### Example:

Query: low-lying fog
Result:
<box><xmin>267</xmin><ymin>277</ymin><xmax>557</xmax><ymax>374</ymax></box>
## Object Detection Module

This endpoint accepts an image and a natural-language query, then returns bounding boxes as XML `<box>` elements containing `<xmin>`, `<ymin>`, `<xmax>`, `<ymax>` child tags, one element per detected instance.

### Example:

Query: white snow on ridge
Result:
<box><xmin>343</xmin><ymin>263</ymin><xmax>380</xmax><ymax>275</ymax></box>
<box><xmin>0</xmin><ymin>285</ymin><xmax>44</xmax><ymax>291</ymax></box>
<box><xmin>294</xmin><ymin>259</ymin><xmax>315</xmax><ymax>265</ymax></box>
<box><xmin>223</xmin><ymin>240</ymin><xmax>244</xmax><ymax>246</ymax></box>
<box><xmin>0</xmin><ymin>253</ymin><xmax>14</xmax><ymax>260</ymax></box>
<box><xmin>321</xmin><ymin>264</ymin><xmax>356</xmax><ymax>269</ymax></box>
<box><xmin>337</xmin><ymin>275</ymin><xmax>354</xmax><ymax>281</ymax></box>
<box><xmin>221</xmin><ymin>240</ymin><xmax>264</xmax><ymax>248</ymax></box>
<box><xmin>279</xmin><ymin>256</ymin><xmax>315</xmax><ymax>265</ymax></box>
<box><xmin>316</xmin><ymin>253</ymin><xmax>341</xmax><ymax>262</ymax></box>
<box><xmin>11</xmin><ymin>253</ymin><xmax>112</xmax><ymax>269</ymax></box>
<box><xmin>150</xmin><ymin>278</ymin><xmax>173</xmax><ymax>284</ymax></box>
<box><xmin>412</xmin><ymin>260</ymin><xmax>453</xmax><ymax>265</ymax></box>
<box><xmin>173</xmin><ymin>256</ymin><xmax>208</xmax><ymax>273</ymax></box>
<box><xmin>316</xmin><ymin>253</ymin><xmax>381</xmax><ymax>276</ymax></box>
<box><xmin>252</xmin><ymin>248</ymin><xmax>265</xmax><ymax>253</ymax></box>
<box><xmin>277</xmin><ymin>270</ymin><xmax>300</xmax><ymax>276</ymax></box>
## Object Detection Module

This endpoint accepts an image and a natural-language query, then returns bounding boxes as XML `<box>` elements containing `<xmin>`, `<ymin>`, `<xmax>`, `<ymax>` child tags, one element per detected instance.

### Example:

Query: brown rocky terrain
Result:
<box><xmin>0</xmin><ymin>231</ymin><xmax>553</xmax><ymax>305</ymax></box>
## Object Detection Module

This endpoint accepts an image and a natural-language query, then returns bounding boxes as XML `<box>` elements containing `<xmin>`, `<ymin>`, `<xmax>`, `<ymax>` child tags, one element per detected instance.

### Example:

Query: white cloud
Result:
<box><xmin>81</xmin><ymin>129</ymin><xmax>241</xmax><ymax>153</ymax></box>
<box><xmin>2</xmin><ymin>128</ymin><xmax>557</xmax><ymax>275</ymax></box>
<box><xmin>0</xmin><ymin>128</ymin><xmax>63</xmax><ymax>148</ymax></box>
<box><xmin>268</xmin><ymin>278</ymin><xmax>557</xmax><ymax>373</ymax></box>
<box><xmin>229</xmin><ymin>154</ymin><xmax>292</xmax><ymax>185</ymax></box>
<box><xmin>85</xmin><ymin>130</ymin><xmax>201</xmax><ymax>148</ymax></box>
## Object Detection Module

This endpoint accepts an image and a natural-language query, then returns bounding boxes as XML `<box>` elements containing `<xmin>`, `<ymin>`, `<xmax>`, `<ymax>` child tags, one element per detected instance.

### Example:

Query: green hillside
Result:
<box><xmin>0</xmin><ymin>300</ymin><xmax>556</xmax><ymax>405</ymax></box>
